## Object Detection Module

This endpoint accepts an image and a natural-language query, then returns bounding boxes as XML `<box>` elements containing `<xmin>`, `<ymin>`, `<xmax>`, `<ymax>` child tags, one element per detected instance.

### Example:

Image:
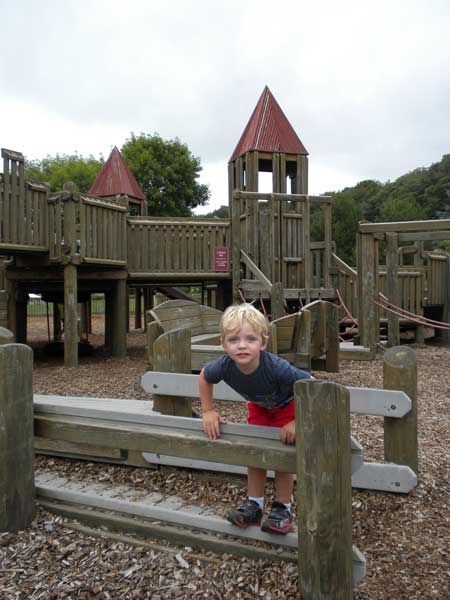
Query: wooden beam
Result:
<box><xmin>34</xmin><ymin>413</ymin><xmax>298</xmax><ymax>473</ymax></box>
<box><xmin>359</xmin><ymin>219</ymin><xmax>450</xmax><ymax>233</ymax></box>
<box><xmin>386</xmin><ymin>232</ymin><xmax>400</xmax><ymax>347</ymax></box>
<box><xmin>398</xmin><ymin>230</ymin><xmax>450</xmax><ymax>242</ymax></box>
<box><xmin>240</xmin><ymin>250</ymin><xmax>273</xmax><ymax>292</ymax></box>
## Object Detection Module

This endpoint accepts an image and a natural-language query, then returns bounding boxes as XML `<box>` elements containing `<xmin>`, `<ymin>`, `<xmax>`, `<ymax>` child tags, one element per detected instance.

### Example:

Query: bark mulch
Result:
<box><xmin>1</xmin><ymin>318</ymin><xmax>449</xmax><ymax>599</ymax></box>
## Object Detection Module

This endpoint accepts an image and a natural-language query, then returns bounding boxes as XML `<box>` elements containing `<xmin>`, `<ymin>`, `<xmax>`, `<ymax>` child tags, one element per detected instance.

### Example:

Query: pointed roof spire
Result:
<box><xmin>229</xmin><ymin>86</ymin><xmax>308</xmax><ymax>162</ymax></box>
<box><xmin>89</xmin><ymin>146</ymin><xmax>145</xmax><ymax>201</ymax></box>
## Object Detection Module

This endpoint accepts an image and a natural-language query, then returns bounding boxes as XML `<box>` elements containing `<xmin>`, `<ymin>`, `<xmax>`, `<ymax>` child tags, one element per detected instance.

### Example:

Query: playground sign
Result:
<box><xmin>213</xmin><ymin>246</ymin><xmax>229</xmax><ymax>272</ymax></box>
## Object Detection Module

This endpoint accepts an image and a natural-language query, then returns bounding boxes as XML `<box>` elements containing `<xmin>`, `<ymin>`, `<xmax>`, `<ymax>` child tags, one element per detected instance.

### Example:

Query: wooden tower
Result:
<box><xmin>228</xmin><ymin>86</ymin><xmax>332</xmax><ymax>305</ymax></box>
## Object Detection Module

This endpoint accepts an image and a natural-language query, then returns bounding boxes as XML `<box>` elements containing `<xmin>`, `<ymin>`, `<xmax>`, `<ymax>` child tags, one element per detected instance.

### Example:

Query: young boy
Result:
<box><xmin>199</xmin><ymin>303</ymin><xmax>311</xmax><ymax>534</ymax></box>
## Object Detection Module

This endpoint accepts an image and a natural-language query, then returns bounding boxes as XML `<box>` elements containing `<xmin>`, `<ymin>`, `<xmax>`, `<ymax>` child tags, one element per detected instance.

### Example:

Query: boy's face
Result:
<box><xmin>222</xmin><ymin>322</ymin><xmax>267</xmax><ymax>374</ymax></box>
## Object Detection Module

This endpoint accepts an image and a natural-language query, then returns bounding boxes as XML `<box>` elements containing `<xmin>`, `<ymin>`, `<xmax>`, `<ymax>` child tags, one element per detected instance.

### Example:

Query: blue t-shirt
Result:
<box><xmin>203</xmin><ymin>351</ymin><xmax>310</xmax><ymax>410</ymax></box>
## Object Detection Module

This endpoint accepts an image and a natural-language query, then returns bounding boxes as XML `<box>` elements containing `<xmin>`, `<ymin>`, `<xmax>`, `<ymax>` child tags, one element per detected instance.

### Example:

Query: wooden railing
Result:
<box><xmin>127</xmin><ymin>217</ymin><xmax>230</xmax><ymax>276</ymax></box>
<box><xmin>0</xmin><ymin>149</ymin><xmax>48</xmax><ymax>253</ymax></box>
<box><xmin>79</xmin><ymin>196</ymin><xmax>127</xmax><ymax>265</ymax></box>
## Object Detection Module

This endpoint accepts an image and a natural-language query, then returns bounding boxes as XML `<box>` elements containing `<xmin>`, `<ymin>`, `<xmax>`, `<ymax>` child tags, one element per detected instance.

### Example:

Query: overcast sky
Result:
<box><xmin>1</xmin><ymin>0</ymin><xmax>449</xmax><ymax>213</ymax></box>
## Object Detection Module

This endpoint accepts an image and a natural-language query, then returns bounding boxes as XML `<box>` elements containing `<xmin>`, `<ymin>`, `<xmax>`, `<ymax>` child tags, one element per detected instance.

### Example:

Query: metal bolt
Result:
<box><xmin>391</xmin><ymin>404</ymin><xmax>396</xmax><ymax>410</ymax></box>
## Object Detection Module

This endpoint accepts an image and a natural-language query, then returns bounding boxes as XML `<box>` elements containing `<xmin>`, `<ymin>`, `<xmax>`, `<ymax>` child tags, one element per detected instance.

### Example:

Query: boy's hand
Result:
<box><xmin>280</xmin><ymin>420</ymin><xmax>296</xmax><ymax>445</ymax></box>
<box><xmin>202</xmin><ymin>410</ymin><xmax>226</xmax><ymax>440</ymax></box>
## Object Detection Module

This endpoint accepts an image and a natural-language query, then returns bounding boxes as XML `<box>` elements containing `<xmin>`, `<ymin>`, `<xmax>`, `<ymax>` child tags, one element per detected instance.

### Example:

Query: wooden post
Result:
<box><xmin>111</xmin><ymin>279</ymin><xmax>127</xmax><ymax>358</ymax></box>
<box><xmin>383</xmin><ymin>346</ymin><xmax>418</xmax><ymax>474</ymax></box>
<box><xmin>357</xmin><ymin>231</ymin><xmax>378</xmax><ymax>352</ymax></box>
<box><xmin>63</xmin><ymin>190</ymin><xmax>79</xmax><ymax>367</ymax></box>
<box><xmin>152</xmin><ymin>328</ymin><xmax>192</xmax><ymax>417</ymax></box>
<box><xmin>270</xmin><ymin>281</ymin><xmax>285</xmax><ymax>320</ymax></box>
<box><xmin>5</xmin><ymin>277</ymin><xmax>17</xmax><ymax>339</ymax></box>
<box><xmin>53</xmin><ymin>302</ymin><xmax>62</xmax><ymax>341</ymax></box>
<box><xmin>386</xmin><ymin>232</ymin><xmax>400</xmax><ymax>347</ymax></box>
<box><xmin>143</xmin><ymin>288</ymin><xmax>154</xmax><ymax>332</ymax></box>
<box><xmin>231</xmin><ymin>190</ymin><xmax>241</xmax><ymax>302</ymax></box>
<box><xmin>295</xmin><ymin>379</ymin><xmax>353</xmax><ymax>599</ymax></box>
<box><xmin>15</xmin><ymin>289</ymin><xmax>28</xmax><ymax>344</ymax></box>
<box><xmin>134</xmin><ymin>287</ymin><xmax>142</xmax><ymax>330</ymax></box>
<box><xmin>64</xmin><ymin>263</ymin><xmax>78</xmax><ymax>367</ymax></box>
<box><xmin>441</xmin><ymin>256</ymin><xmax>450</xmax><ymax>343</ymax></box>
<box><xmin>324</xmin><ymin>301</ymin><xmax>340</xmax><ymax>372</ymax></box>
<box><xmin>323</xmin><ymin>201</ymin><xmax>332</xmax><ymax>288</ymax></box>
<box><xmin>0</xmin><ymin>342</ymin><xmax>35</xmax><ymax>532</ymax></box>
<box><xmin>104</xmin><ymin>291</ymin><xmax>113</xmax><ymax>350</ymax></box>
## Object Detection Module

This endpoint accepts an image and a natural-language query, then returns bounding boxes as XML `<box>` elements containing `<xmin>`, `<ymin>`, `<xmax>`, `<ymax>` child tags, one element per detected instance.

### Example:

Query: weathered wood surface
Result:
<box><xmin>35</xmin><ymin>473</ymin><xmax>366</xmax><ymax>584</ymax></box>
<box><xmin>295</xmin><ymin>379</ymin><xmax>353</xmax><ymax>600</ymax></box>
<box><xmin>33</xmin><ymin>395</ymin><xmax>364</xmax><ymax>474</ymax></box>
<box><xmin>383</xmin><ymin>346</ymin><xmax>418</xmax><ymax>474</ymax></box>
<box><xmin>34</xmin><ymin>413</ymin><xmax>299</xmax><ymax>473</ymax></box>
<box><xmin>141</xmin><ymin>371</ymin><xmax>412</xmax><ymax>417</ymax></box>
<box><xmin>0</xmin><ymin>343</ymin><xmax>35</xmax><ymax>532</ymax></box>
<box><xmin>0</xmin><ymin>326</ymin><xmax>14</xmax><ymax>345</ymax></box>
<box><xmin>152</xmin><ymin>327</ymin><xmax>192</xmax><ymax>416</ymax></box>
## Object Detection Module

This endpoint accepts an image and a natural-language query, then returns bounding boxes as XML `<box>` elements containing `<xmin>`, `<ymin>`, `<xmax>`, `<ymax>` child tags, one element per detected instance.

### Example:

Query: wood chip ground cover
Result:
<box><xmin>1</xmin><ymin>318</ymin><xmax>449</xmax><ymax>599</ymax></box>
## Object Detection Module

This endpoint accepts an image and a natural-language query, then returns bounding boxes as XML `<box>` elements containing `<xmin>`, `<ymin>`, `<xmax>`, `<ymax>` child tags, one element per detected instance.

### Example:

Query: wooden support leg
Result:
<box><xmin>134</xmin><ymin>288</ymin><xmax>142</xmax><ymax>330</ymax></box>
<box><xmin>143</xmin><ymin>288</ymin><xmax>154</xmax><ymax>332</ymax></box>
<box><xmin>324</xmin><ymin>302</ymin><xmax>339</xmax><ymax>372</ymax></box>
<box><xmin>64</xmin><ymin>263</ymin><xmax>78</xmax><ymax>367</ymax></box>
<box><xmin>111</xmin><ymin>279</ymin><xmax>127</xmax><ymax>358</ymax></box>
<box><xmin>15</xmin><ymin>289</ymin><xmax>28</xmax><ymax>344</ymax></box>
<box><xmin>53</xmin><ymin>303</ymin><xmax>62</xmax><ymax>341</ymax></box>
<box><xmin>0</xmin><ymin>343</ymin><xmax>35</xmax><ymax>532</ymax></box>
<box><xmin>104</xmin><ymin>292</ymin><xmax>112</xmax><ymax>350</ymax></box>
<box><xmin>383</xmin><ymin>346</ymin><xmax>418</xmax><ymax>475</ymax></box>
<box><xmin>5</xmin><ymin>277</ymin><xmax>17</xmax><ymax>340</ymax></box>
<box><xmin>295</xmin><ymin>379</ymin><xmax>353</xmax><ymax>599</ymax></box>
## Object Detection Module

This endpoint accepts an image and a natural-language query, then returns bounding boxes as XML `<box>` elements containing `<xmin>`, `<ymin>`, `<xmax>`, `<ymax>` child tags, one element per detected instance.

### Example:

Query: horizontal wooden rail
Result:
<box><xmin>141</xmin><ymin>372</ymin><xmax>411</xmax><ymax>418</ymax></box>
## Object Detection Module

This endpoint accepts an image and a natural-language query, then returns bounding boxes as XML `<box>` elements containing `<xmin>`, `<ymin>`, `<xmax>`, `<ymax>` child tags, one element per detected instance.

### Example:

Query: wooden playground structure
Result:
<box><xmin>1</xmin><ymin>328</ymin><xmax>419</xmax><ymax>597</ymax></box>
<box><xmin>1</xmin><ymin>87</ymin><xmax>450</xmax><ymax>368</ymax></box>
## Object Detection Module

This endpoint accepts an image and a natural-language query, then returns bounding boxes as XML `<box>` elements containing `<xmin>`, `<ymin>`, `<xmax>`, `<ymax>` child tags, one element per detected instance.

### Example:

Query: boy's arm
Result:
<box><xmin>199</xmin><ymin>368</ymin><xmax>225</xmax><ymax>440</ymax></box>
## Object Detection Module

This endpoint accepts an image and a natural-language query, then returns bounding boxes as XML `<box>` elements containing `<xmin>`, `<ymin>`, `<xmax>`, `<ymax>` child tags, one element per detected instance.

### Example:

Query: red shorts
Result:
<box><xmin>247</xmin><ymin>400</ymin><xmax>295</xmax><ymax>428</ymax></box>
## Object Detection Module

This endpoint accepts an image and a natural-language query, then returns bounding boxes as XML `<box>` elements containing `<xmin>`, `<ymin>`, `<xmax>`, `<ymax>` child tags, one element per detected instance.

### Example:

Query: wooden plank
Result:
<box><xmin>295</xmin><ymin>379</ymin><xmax>353</xmax><ymax>599</ymax></box>
<box><xmin>240</xmin><ymin>250</ymin><xmax>272</xmax><ymax>292</ymax></box>
<box><xmin>359</xmin><ymin>219</ymin><xmax>450</xmax><ymax>233</ymax></box>
<box><xmin>35</xmin><ymin>437</ymin><xmax>123</xmax><ymax>459</ymax></box>
<box><xmin>351</xmin><ymin>462</ymin><xmax>417</xmax><ymax>494</ymax></box>
<box><xmin>142</xmin><ymin>372</ymin><xmax>410</xmax><ymax>417</ymax></box>
<box><xmin>38</xmin><ymin>498</ymin><xmax>297</xmax><ymax>563</ymax></box>
<box><xmin>34</xmin><ymin>413</ymin><xmax>298</xmax><ymax>473</ymax></box>
<box><xmin>398</xmin><ymin>230</ymin><xmax>450</xmax><ymax>242</ymax></box>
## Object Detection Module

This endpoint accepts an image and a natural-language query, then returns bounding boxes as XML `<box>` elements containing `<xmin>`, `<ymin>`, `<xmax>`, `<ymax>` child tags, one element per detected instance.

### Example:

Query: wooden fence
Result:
<box><xmin>0</xmin><ymin>149</ymin><xmax>48</xmax><ymax>253</ymax></box>
<box><xmin>127</xmin><ymin>217</ymin><xmax>230</xmax><ymax>277</ymax></box>
<box><xmin>79</xmin><ymin>196</ymin><xmax>127</xmax><ymax>265</ymax></box>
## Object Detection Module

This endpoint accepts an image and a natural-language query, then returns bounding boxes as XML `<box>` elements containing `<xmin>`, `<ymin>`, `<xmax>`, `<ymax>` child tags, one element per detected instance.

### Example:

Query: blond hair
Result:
<box><xmin>220</xmin><ymin>303</ymin><xmax>269</xmax><ymax>340</ymax></box>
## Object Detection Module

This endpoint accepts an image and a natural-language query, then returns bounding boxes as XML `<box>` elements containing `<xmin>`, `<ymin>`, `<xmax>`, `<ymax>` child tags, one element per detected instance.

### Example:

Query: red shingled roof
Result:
<box><xmin>229</xmin><ymin>86</ymin><xmax>308</xmax><ymax>162</ymax></box>
<box><xmin>89</xmin><ymin>146</ymin><xmax>145</xmax><ymax>201</ymax></box>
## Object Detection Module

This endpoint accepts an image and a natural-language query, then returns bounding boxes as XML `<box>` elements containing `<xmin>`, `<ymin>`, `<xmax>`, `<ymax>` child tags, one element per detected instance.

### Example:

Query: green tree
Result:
<box><xmin>378</xmin><ymin>193</ymin><xmax>426</xmax><ymax>222</ymax></box>
<box><xmin>203</xmin><ymin>205</ymin><xmax>229</xmax><ymax>218</ymax></box>
<box><xmin>25</xmin><ymin>154</ymin><xmax>103</xmax><ymax>192</ymax></box>
<box><xmin>121</xmin><ymin>133</ymin><xmax>210</xmax><ymax>216</ymax></box>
